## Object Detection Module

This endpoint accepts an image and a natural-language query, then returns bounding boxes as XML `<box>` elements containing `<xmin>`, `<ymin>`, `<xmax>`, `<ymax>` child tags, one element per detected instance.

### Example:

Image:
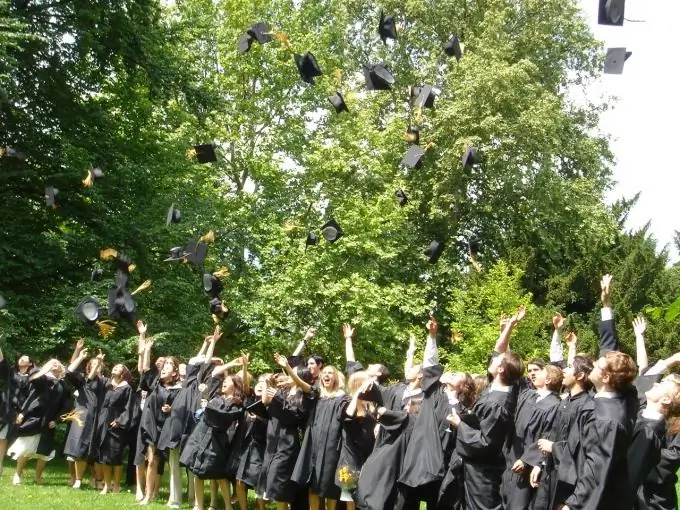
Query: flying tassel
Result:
<box><xmin>131</xmin><ymin>280</ymin><xmax>152</xmax><ymax>296</ymax></box>
<box><xmin>424</xmin><ymin>142</ymin><xmax>436</xmax><ymax>151</ymax></box>
<box><xmin>264</xmin><ymin>31</ymin><xmax>293</xmax><ymax>51</ymax></box>
<box><xmin>97</xmin><ymin>320</ymin><xmax>117</xmax><ymax>339</ymax></box>
<box><xmin>414</xmin><ymin>107</ymin><xmax>423</xmax><ymax>124</ymax></box>
<box><xmin>404</xmin><ymin>131</ymin><xmax>418</xmax><ymax>143</ymax></box>
<box><xmin>199</xmin><ymin>230</ymin><xmax>215</xmax><ymax>244</ymax></box>
<box><xmin>283</xmin><ymin>220</ymin><xmax>300</xmax><ymax>232</ymax></box>
<box><xmin>60</xmin><ymin>409</ymin><xmax>84</xmax><ymax>427</ymax></box>
<box><xmin>451</xmin><ymin>330</ymin><xmax>463</xmax><ymax>344</ymax></box>
<box><xmin>186</xmin><ymin>147</ymin><xmax>197</xmax><ymax>160</ymax></box>
<box><xmin>128</xmin><ymin>264</ymin><xmax>137</xmax><ymax>273</ymax></box>
<box><xmin>82</xmin><ymin>170</ymin><xmax>94</xmax><ymax>188</ymax></box>
<box><xmin>100</xmin><ymin>248</ymin><xmax>118</xmax><ymax>260</ymax></box>
<box><xmin>212</xmin><ymin>267</ymin><xmax>230</xmax><ymax>279</ymax></box>
<box><xmin>332</xmin><ymin>68</ymin><xmax>343</xmax><ymax>86</ymax></box>
<box><xmin>469</xmin><ymin>255</ymin><xmax>482</xmax><ymax>273</ymax></box>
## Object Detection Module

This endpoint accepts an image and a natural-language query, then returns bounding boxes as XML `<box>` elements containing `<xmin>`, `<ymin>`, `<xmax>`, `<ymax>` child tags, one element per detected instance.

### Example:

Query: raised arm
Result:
<box><xmin>292</xmin><ymin>327</ymin><xmax>316</xmax><ymax>356</ymax></box>
<box><xmin>202</xmin><ymin>325</ymin><xmax>221</xmax><ymax>362</ymax></box>
<box><xmin>494</xmin><ymin>305</ymin><xmax>525</xmax><ymax>354</ymax></box>
<box><xmin>423</xmin><ymin>315</ymin><xmax>439</xmax><ymax>368</ymax></box>
<box><xmin>241</xmin><ymin>351</ymin><xmax>250</xmax><ymax>395</ymax></box>
<box><xmin>274</xmin><ymin>352</ymin><xmax>312</xmax><ymax>393</ymax></box>
<box><xmin>565</xmin><ymin>331</ymin><xmax>577</xmax><ymax>368</ymax></box>
<box><xmin>645</xmin><ymin>352</ymin><xmax>680</xmax><ymax>377</ymax></box>
<box><xmin>343</xmin><ymin>323</ymin><xmax>356</xmax><ymax>363</ymax></box>
<box><xmin>632</xmin><ymin>317</ymin><xmax>648</xmax><ymax>374</ymax></box>
<box><xmin>70</xmin><ymin>338</ymin><xmax>85</xmax><ymax>364</ymax></box>
<box><xmin>550</xmin><ymin>313</ymin><xmax>565</xmax><ymax>365</ymax></box>
<box><xmin>404</xmin><ymin>334</ymin><xmax>417</xmax><ymax>375</ymax></box>
<box><xmin>598</xmin><ymin>274</ymin><xmax>619</xmax><ymax>356</ymax></box>
<box><xmin>67</xmin><ymin>348</ymin><xmax>89</xmax><ymax>373</ymax></box>
<box><xmin>88</xmin><ymin>352</ymin><xmax>104</xmax><ymax>380</ymax></box>
<box><xmin>30</xmin><ymin>359</ymin><xmax>58</xmax><ymax>381</ymax></box>
<box><xmin>211</xmin><ymin>357</ymin><xmax>242</xmax><ymax>378</ymax></box>
<box><xmin>136</xmin><ymin>320</ymin><xmax>147</xmax><ymax>373</ymax></box>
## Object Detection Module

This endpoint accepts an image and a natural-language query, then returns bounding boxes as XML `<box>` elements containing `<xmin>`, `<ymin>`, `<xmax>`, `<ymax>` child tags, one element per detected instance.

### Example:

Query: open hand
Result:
<box><xmin>136</xmin><ymin>320</ymin><xmax>147</xmax><ymax>335</ymax></box>
<box><xmin>273</xmin><ymin>353</ymin><xmax>289</xmax><ymax>369</ymax></box>
<box><xmin>565</xmin><ymin>331</ymin><xmax>577</xmax><ymax>347</ymax></box>
<box><xmin>511</xmin><ymin>459</ymin><xmax>525</xmax><ymax>473</ymax></box>
<box><xmin>552</xmin><ymin>313</ymin><xmax>565</xmax><ymax>330</ymax></box>
<box><xmin>304</xmin><ymin>327</ymin><xmax>317</xmax><ymax>341</ymax></box>
<box><xmin>632</xmin><ymin>317</ymin><xmax>647</xmax><ymax>336</ymax></box>
<box><xmin>342</xmin><ymin>323</ymin><xmax>355</xmax><ymax>340</ymax></box>
<box><xmin>600</xmin><ymin>274</ymin><xmax>613</xmax><ymax>306</ymax></box>
<box><xmin>426</xmin><ymin>315</ymin><xmax>438</xmax><ymax>336</ymax></box>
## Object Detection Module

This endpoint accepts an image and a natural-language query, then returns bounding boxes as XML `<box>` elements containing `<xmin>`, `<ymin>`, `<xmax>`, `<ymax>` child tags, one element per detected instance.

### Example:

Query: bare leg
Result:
<box><xmin>101</xmin><ymin>464</ymin><xmax>112</xmax><ymax>494</ymax></box>
<box><xmin>275</xmin><ymin>502</ymin><xmax>290</xmax><ymax>510</ymax></box>
<box><xmin>309</xmin><ymin>492</ymin><xmax>322</xmax><ymax>510</ymax></box>
<box><xmin>112</xmin><ymin>465</ymin><xmax>123</xmax><ymax>493</ymax></box>
<box><xmin>94</xmin><ymin>463</ymin><xmax>103</xmax><ymax>487</ymax></box>
<box><xmin>68</xmin><ymin>460</ymin><xmax>75</xmax><ymax>486</ymax></box>
<box><xmin>35</xmin><ymin>459</ymin><xmax>47</xmax><ymax>484</ymax></box>
<box><xmin>141</xmin><ymin>446</ymin><xmax>156</xmax><ymax>505</ymax></box>
<box><xmin>194</xmin><ymin>478</ymin><xmax>205</xmax><ymax>510</ymax></box>
<box><xmin>327</xmin><ymin>499</ymin><xmax>338</xmax><ymax>510</ymax></box>
<box><xmin>256</xmin><ymin>497</ymin><xmax>266</xmax><ymax>510</ymax></box>
<box><xmin>136</xmin><ymin>463</ymin><xmax>146</xmax><ymax>501</ymax></box>
<box><xmin>73</xmin><ymin>460</ymin><xmax>86</xmax><ymax>488</ymax></box>
<box><xmin>235</xmin><ymin>480</ymin><xmax>249</xmax><ymax>510</ymax></box>
<box><xmin>0</xmin><ymin>438</ymin><xmax>7</xmax><ymax>475</ymax></box>
<box><xmin>209</xmin><ymin>480</ymin><xmax>218</xmax><ymax>509</ymax></box>
<box><xmin>187</xmin><ymin>468</ymin><xmax>195</xmax><ymax>504</ymax></box>
<box><xmin>217</xmin><ymin>479</ymin><xmax>232</xmax><ymax>510</ymax></box>
<box><xmin>14</xmin><ymin>456</ymin><xmax>29</xmax><ymax>485</ymax></box>
<box><xmin>347</xmin><ymin>502</ymin><xmax>356</xmax><ymax>510</ymax></box>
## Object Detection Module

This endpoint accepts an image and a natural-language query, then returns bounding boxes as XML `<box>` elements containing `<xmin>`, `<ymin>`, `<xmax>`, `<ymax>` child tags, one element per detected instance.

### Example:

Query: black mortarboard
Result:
<box><xmin>194</xmin><ymin>144</ymin><xmax>217</xmax><ymax>164</ymax></box>
<box><xmin>462</xmin><ymin>146</ymin><xmax>479</xmax><ymax>168</ymax></box>
<box><xmin>0</xmin><ymin>294</ymin><xmax>5</xmax><ymax>309</ymax></box>
<box><xmin>424</xmin><ymin>240</ymin><xmax>445</xmax><ymax>264</ymax></box>
<box><xmin>395</xmin><ymin>189</ymin><xmax>408</xmax><ymax>207</ymax></box>
<box><xmin>328</xmin><ymin>92</ymin><xmax>348</xmax><ymax>114</ymax></box>
<box><xmin>115</xmin><ymin>269</ymin><xmax>130</xmax><ymax>289</ymax></box>
<box><xmin>306</xmin><ymin>232</ymin><xmax>319</xmax><ymax>247</ymax></box>
<box><xmin>91</xmin><ymin>268</ymin><xmax>104</xmax><ymax>282</ymax></box>
<box><xmin>363</xmin><ymin>64</ymin><xmax>395</xmax><ymax>91</ymax></box>
<box><xmin>320</xmin><ymin>219</ymin><xmax>344</xmax><ymax>243</ymax></box>
<box><xmin>404</xmin><ymin>127</ymin><xmax>420</xmax><ymax>145</ymax></box>
<box><xmin>468</xmin><ymin>236</ymin><xmax>481</xmax><ymax>256</ymax></box>
<box><xmin>444</xmin><ymin>36</ymin><xmax>463</xmax><ymax>60</ymax></box>
<box><xmin>604</xmin><ymin>47</ymin><xmax>632</xmax><ymax>74</ymax></box>
<box><xmin>114</xmin><ymin>253</ymin><xmax>133</xmax><ymax>273</ymax></box>
<box><xmin>248</xmin><ymin>22</ymin><xmax>273</xmax><ymax>45</ymax></box>
<box><xmin>294</xmin><ymin>52</ymin><xmax>322</xmax><ymax>84</ymax></box>
<box><xmin>186</xmin><ymin>240</ymin><xmax>208</xmax><ymax>266</ymax></box>
<box><xmin>45</xmin><ymin>186</ymin><xmax>59</xmax><ymax>207</ymax></box>
<box><xmin>237</xmin><ymin>32</ymin><xmax>254</xmax><ymax>54</ymax></box>
<box><xmin>209</xmin><ymin>297</ymin><xmax>229</xmax><ymax>319</ymax></box>
<box><xmin>412</xmin><ymin>85</ymin><xmax>436</xmax><ymax>109</ymax></box>
<box><xmin>203</xmin><ymin>273</ymin><xmax>223</xmax><ymax>297</ymax></box>
<box><xmin>107</xmin><ymin>286</ymin><xmax>136</xmax><ymax>321</ymax></box>
<box><xmin>401</xmin><ymin>145</ymin><xmax>426</xmax><ymax>169</ymax></box>
<box><xmin>164</xmin><ymin>246</ymin><xmax>187</xmax><ymax>262</ymax></box>
<box><xmin>598</xmin><ymin>0</ymin><xmax>625</xmax><ymax>26</ymax></box>
<box><xmin>166</xmin><ymin>204</ymin><xmax>181</xmax><ymax>226</ymax></box>
<box><xmin>378</xmin><ymin>11</ymin><xmax>397</xmax><ymax>44</ymax></box>
<box><xmin>75</xmin><ymin>297</ymin><xmax>102</xmax><ymax>325</ymax></box>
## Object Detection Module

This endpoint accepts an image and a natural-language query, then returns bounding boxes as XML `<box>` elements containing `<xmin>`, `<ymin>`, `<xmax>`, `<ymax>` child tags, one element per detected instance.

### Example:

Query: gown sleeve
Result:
<box><xmin>627</xmin><ymin>419</ymin><xmax>664</xmax><ymax>489</ymax></box>
<box><xmin>114</xmin><ymin>385</ymin><xmax>137</xmax><ymax>430</ymax></box>
<box><xmin>268</xmin><ymin>391</ymin><xmax>307</xmax><ymax>426</ymax></box>
<box><xmin>456</xmin><ymin>401</ymin><xmax>511</xmax><ymax>458</ymax></box>
<box><xmin>203</xmin><ymin>399</ymin><xmax>243</xmax><ymax>431</ymax></box>
<box><xmin>521</xmin><ymin>399</ymin><xmax>560</xmax><ymax>467</ymax></box>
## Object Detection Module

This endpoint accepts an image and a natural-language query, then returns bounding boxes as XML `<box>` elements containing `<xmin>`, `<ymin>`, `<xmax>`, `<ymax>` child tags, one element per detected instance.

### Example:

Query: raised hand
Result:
<box><xmin>304</xmin><ymin>327</ymin><xmax>317</xmax><ymax>342</ymax></box>
<box><xmin>600</xmin><ymin>274</ymin><xmax>613</xmax><ymax>307</ymax></box>
<box><xmin>565</xmin><ymin>331</ymin><xmax>577</xmax><ymax>347</ymax></box>
<box><xmin>76</xmin><ymin>338</ymin><xmax>85</xmax><ymax>351</ymax></box>
<box><xmin>342</xmin><ymin>323</ymin><xmax>354</xmax><ymax>339</ymax></box>
<box><xmin>552</xmin><ymin>313</ymin><xmax>565</xmax><ymax>330</ymax></box>
<box><xmin>273</xmin><ymin>353</ymin><xmax>290</xmax><ymax>369</ymax></box>
<box><xmin>515</xmin><ymin>304</ymin><xmax>526</xmax><ymax>323</ymax></box>
<box><xmin>212</xmin><ymin>325</ymin><xmax>222</xmax><ymax>343</ymax></box>
<box><xmin>426</xmin><ymin>315</ymin><xmax>438</xmax><ymax>336</ymax></box>
<box><xmin>632</xmin><ymin>317</ymin><xmax>647</xmax><ymax>336</ymax></box>
<box><xmin>240</xmin><ymin>351</ymin><xmax>250</xmax><ymax>365</ymax></box>
<box><xmin>80</xmin><ymin>348</ymin><xmax>90</xmax><ymax>359</ymax></box>
<box><xmin>136</xmin><ymin>320</ymin><xmax>147</xmax><ymax>335</ymax></box>
<box><xmin>408</xmin><ymin>333</ymin><xmax>416</xmax><ymax>352</ymax></box>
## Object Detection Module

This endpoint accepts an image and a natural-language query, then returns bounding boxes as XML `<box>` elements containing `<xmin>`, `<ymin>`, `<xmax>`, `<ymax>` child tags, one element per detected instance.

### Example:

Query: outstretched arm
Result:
<box><xmin>343</xmin><ymin>323</ymin><xmax>356</xmax><ymax>363</ymax></box>
<box><xmin>494</xmin><ymin>305</ymin><xmax>526</xmax><ymax>354</ymax></box>
<box><xmin>566</xmin><ymin>331</ymin><xmax>577</xmax><ymax>368</ymax></box>
<box><xmin>645</xmin><ymin>352</ymin><xmax>680</xmax><ymax>376</ymax></box>
<box><xmin>550</xmin><ymin>313</ymin><xmax>565</xmax><ymax>365</ymax></box>
<box><xmin>404</xmin><ymin>334</ymin><xmax>417</xmax><ymax>375</ymax></box>
<box><xmin>274</xmin><ymin>353</ymin><xmax>312</xmax><ymax>393</ymax></box>
<box><xmin>598</xmin><ymin>274</ymin><xmax>619</xmax><ymax>356</ymax></box>
<box><xmin>423</xmin><ymin>315</ymin><xmax>439</xmax><ymax>368</ymax></box>
<box><xmin>292</xmin><ymin>327</ymin><xmax>316</xmax><ymax>356</ymax></box>
<box><xmin>70</xmin><ymin>338</ymin><xmax>85</xmax><ymax>364</ymax></box>
<box><xmin>136</xmin><ymin>320</ymin><xmax>147</xmax><ymax>373</ymax></box>
<box><xmin>633</xmin><ymin>317</ymin><xmax>648</xmax><ymax>374</ymax></box>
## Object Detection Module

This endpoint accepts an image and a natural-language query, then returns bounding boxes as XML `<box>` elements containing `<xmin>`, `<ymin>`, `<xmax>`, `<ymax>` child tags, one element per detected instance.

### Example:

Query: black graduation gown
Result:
<box><xmin>257</xmin><ymin>390</ymin><xmax>310</xmax><ymax>503</ymax></box>
<box><xmin>455</xmin><ymin>387</ymin><xmax>516</xmax><ymax>510</ymax></box>
<box><xmin>62</xmin><ymin>370</ymin><xmax>103</xmax><ymax>461</ymax></box>
<box><xmin>502</xmin><ymin>389</ymin><xmax>560</xmax><ymax>510</ymax></box>
<box><xmin>335</xmin><ymin>411</ymin><xmax>377</xmax><ymax>492</ymax></box>
<box><xmin>355</xmin><ymin>410</ymin><xmax>415</xmax><ymax>510</ymax></box>
<box><xmin>230</xmin><ymin>395</ymin><xmax>269</xmax><ymax>487</ymax></box>
<box><xmin>638</xmin><ymin>433</ymin><xmax>680</xmax><ymax>510</ymax></box>
<box><xmin>563</xmin><ymin>394</ymin><xmax>635</xmax><ymax>510</ymax></box>
<box><xmin>97</xmin><ymin>379</ymin><xmax>136</xmax><ymax>465</ymax></box>
<box><xmin>0</xmin><ymin>362</ymin><xmax>31</xmax><ymax>437</ymax></box>
<box><xmin>180</xmin><ymin>396</ymin><xmax>244</xmax><ymax>480</ymax></box>
<box><xmin>292</xmin><ymin>391</ymin><xmax>349</xmax><ymax>499</ymax></box>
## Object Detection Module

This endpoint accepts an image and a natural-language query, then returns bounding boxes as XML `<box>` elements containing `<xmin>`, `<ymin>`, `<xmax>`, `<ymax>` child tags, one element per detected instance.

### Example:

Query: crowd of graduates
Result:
<box><xmin>1</xmin><ymin>274</ymin><xmax>679</xmax><ymax>510</ymax></box>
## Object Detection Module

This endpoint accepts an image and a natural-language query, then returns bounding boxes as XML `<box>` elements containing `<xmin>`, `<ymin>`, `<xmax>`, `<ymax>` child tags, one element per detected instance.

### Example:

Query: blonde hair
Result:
<box><xmin>319</xmin><ymin>365</ymin><xmax>345</xmax><ymax>398</ymax></box>
<box><xmin>346</xmin><ymin>371</ymin><xmax>375</xmax><ymax>416</ymax></box>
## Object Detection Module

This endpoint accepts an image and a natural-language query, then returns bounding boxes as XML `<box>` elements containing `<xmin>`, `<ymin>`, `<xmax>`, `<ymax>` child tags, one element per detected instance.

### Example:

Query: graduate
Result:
<box><xmin>257</xmin><ymin>362</ymin><xmax>312</xmax><ymax>510</ymax></box>
<box><xmin>0</xmin><ymin>348</ymin><xmax>33</xmax><ymax>476</ymax></box>
<box><xmin>343</xmin><ymin>323</ymin><xmax>390</xmax><ymax>383</ymax></box>
<box><xmin>64</xmin><ymin>345</ymin><xmax>106</xmax><ymax>489</ymax></box>
<box><xmin>8</xmin><ymin>358</ymin><xmax>71</xmax><ymax>485</ymax></box>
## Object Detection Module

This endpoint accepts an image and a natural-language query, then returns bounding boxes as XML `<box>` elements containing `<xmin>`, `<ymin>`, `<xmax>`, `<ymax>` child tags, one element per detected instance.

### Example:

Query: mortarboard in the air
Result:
<box><xmin>378</xmin><ymin>11</ymin><xmax>397</xmax><ymax>44</ymax></box>
<box><xmin>603</xmin><ymin>47</ymin><xmax>632</xmax><ymax>75</ymax></box>
<box><xmin>363</xmin><ymin>64</ymin><xmax>395</xmax><ymax>91</ymax></box>
<box><xmin>412</xmin><ymin>85</ymin><xmax>437</xmax><ymax>109</ymax></box>
<box><xmin>186</xmin><ymin>239</ymin><xmax>209</xmax><ymax>266</ymax></box>
<box><xmin>424</xmin><ymin>240</ymin><xmax>445</xmax><ymax>264</ymax></box>
<box><xmin>248</xmin><ymin>22</ymin><xmax>274</xmax><ymax>45</ymax></box>
<box><xmin>209</xmin><ymin>297</ymin><xmax>229</xmax><ymax>319</ymax></box>
<box><xmin>237</xmin><ymin>32</ymin><xmax>254</xmax><ymax>54</ymax></box>
<box><xmin>194</xmin><ymin>144</ymin><xmax>217</xmax><ymax>164</ymax></box>
<box><xmin>0</xmin><ymin>294</ymin><xmax>5</xmax><ymax>309</ymax></box>
<box><xmin>306</xmin><ymin>232</ymin><xmax>319</xmax><ymax>247</ymax></box>
<box><xmin>115</xmin><ymin>269</ymin><xmax>130</xmax><ymax>289</ymax></box>
<box><xmin>320</xmin><ymin>219</ymin><xmax>344</xmax><ymax>243</ymax></box>
<box><xmin>1</xmin><ymin>146</ymin><xmax>26</xmax><ymax>161</ymax></box>
<box><xmin>166</xmin><ymin>204</ymin><xmax>181</xmax><ymax>226</ymax></box>
<box><xmin>91</xmin><ymin>268</ymin><xmax>104</xmax><ymax>282</ymax></box>
<box><xmin>462</xmin><ymin>146</ymin><xmax>479</xmax><ymax>168</ymax></box>
<box><xmin>402</xmin><ymin>145</ymin><xmax>426</xmax><ymax>169</ymax></box>
<box><xmin>75</xmin><ymin>296</ymin><xmax>103</xmax><ymax>325</ymax></box>
<box><xmin>203</xmin><ymin>273</ymin><xmax>223</xmax><ymax>298</ymax></box>
<box><xmin>598</xmin><ymin>0</ymin><xmax>625</xmax><ymax>26</ymax></box>
<box><xmin>468</xmin><ymin>236</ymin><xmax>481</xmax><ymax>256</ymax></box>
<box><xmin>294</xmin><ymin>52</ymin><xmax>323</xmax><ymax>84</ymax></box>
<box><xmin>404</xmin><ymin>127</ymin><xmax>420</xmax><ymax>145</ymax></box>
<box><xmin>45</xmin><ymin>186</ymin><xmax>59</xmax><ymax>207</ymax></box>
<box><xmin>395</xmin><ymin>189</ymin><xmax>408</xmax><ymax>207</ymax></box>
<box><xmin>328</xmin><ymin>92</ymin><xmax>348</xmax><ymax>114</ymax></box>
<box><xmin>164</xmin><ymin>246</ymin><xmax>188</xmax><ymax>262</ymax></box>
<box><xmin>82</xmin><ymin>167</ymin><xmax>104</xmax><ymax>188</ymax></box>
<box><xmin>444</xmin><ymin>36</ymin><xmax>463</xmax><ymax>60</ymax></box>
<box><xmin>107</xmin><ymin>286</ymin><xmax>136</xmax><ymax>322</ymax></box>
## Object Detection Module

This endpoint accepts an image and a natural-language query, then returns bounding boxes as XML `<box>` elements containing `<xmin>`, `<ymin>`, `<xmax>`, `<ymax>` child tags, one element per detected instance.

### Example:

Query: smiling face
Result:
<box><xmin>160</xmin><ymin>359</ymin><xmax>178</xmax><ymax>382</ymax></box>
<box><xmin>17</xmin><ymin>355</ymin><xmax>32</xmax><ymax>370</ymax></box>
<box><xmin>307</xmin><ymin>357</ymin><xmax>321</xmax><ymax>378</ymax></box>
<box><xmin>320</xmin><ymin>366</ymin><xmax>337</xmax><ymax>389</ymax></box>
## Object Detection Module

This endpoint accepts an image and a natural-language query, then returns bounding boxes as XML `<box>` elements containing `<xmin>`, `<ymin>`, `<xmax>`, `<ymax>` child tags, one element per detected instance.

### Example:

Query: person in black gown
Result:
<box><xmin>0</xmin><ymin>348</ymin><xmax>33</xmax><ymax>477</ymax></box>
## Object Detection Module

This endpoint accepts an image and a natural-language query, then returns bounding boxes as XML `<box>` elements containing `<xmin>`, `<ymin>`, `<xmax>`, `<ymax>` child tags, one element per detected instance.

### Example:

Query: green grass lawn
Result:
<box><xmin>0</xmin><ymin>458</ymin><xmax>270</xmax><ymax>510</ymax></box>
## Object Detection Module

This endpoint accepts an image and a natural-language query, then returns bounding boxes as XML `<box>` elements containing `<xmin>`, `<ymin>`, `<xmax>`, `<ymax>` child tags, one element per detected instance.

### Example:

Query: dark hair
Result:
<box><xmin>15</xmin><ymin>355</ymin><xmax>34</xmax><ymax>371</ymax></box>
<box><xmin>500</xmin><ymin>352</ymin><xmax>524</xmax><ymax>386</ymax></box>
<box><xmin>162</xmin><ymin>356</ymin><xmax>181</xmax><ymax>385</ymax></box>
<box><xmin>572</xmin><ymin>355</ymin><xmax>594</xmax><ymax>389</ymax></box>
<box><xmin>375</xmin><ymin>364</ymin><xmax>390</xmax><ymax>384</ymax></box>
<box><xmin>307</xmin><ymin>355</ymin><xmax>325</xmax><ymax>367</ymax></box>
<box><xmin>459</xmin><ymin>373</ymin><xmax>477</xmax><ymax>409</ymax></box>
<box><xmin>527</xmin><ymin>358</ymin><xmax>546</xmax><ymax>369</ymax></box>
<box><xmin>295</xmin><ymin>366</ymin><xmax>313</xmax><ymax>385</ymax></box>
<box><xmin>228</xmin><ymin>374</ymin><xmax>245</xmax><ymax>401</ymax></box>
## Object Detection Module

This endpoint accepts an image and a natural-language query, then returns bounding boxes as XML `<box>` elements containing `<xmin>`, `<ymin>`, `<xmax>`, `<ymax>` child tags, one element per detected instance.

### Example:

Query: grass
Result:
<box><xmin>0</xmin><ymin>457</ymin><xmax>270</xmax><ymax>510</ymax></box>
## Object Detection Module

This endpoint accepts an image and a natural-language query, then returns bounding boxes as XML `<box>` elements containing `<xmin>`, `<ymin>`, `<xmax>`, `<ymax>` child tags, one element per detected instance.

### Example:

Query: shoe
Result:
<box><xmin>73</xmin><ymin>480</ymin><xmax>82</xmax><ymax>489</ymax></box>
<box><xmin>12</xmin><ymin>473</ymin><xmax>21</xmax><ymax>486</ymax></box>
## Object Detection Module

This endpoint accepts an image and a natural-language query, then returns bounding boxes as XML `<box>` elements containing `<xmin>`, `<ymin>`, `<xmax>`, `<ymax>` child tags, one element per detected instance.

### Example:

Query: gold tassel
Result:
<box><xmin>451</xmin><ymin>331</ymin><xmax>463</xmax><ymax>344</ymax></box>
<box><xmin>0</xmin><ymin>147</ymin><xmax>5</xmax><ymax>157</ymax></box>
<box><xmin>97</xmin><ymin>320</ymin><xmax>117</xmax><ymax>339</ymax></box>
<box><xmin>82</xmin><ymin>170</ymin><xmax>94</xmax><ymax>188</ymax></box>
<box><xmin>424</xmin><ymin>142</ymin><xmax>436</xmax><ymax>151</ymax></box>
<box><xmin>265</xmin><ymin>31</ymin><xmax>293</xmax><ymax>51</ymax></box>
<box><xmin>404</xmin><ymin>131</ymin><xmax>418</xmax><ymax>143</ymax></box>
<box><xmin>332</xmin><ymin>68</ymin><xmax>343</xmax><ymax>86</ymax></box>
<box><xmin>186</xmin><ymin>147</ymin><xmax>197</xmax><ymax>160</ymax></box>
<box><xmin>100</xmin><ymin>248</ymin><xmax>118</xmax><ymax>260</ymax></box>
<box><xmin>199</xmin><ymin>230</ymin><xmax>215</xmax><ymax>244</ymax></box>
<box><xmin>131</xmin><ymin>280</ymin><xmax>152</xmax><ymax>296</ymax></box>
<box><xmin>128</xmin><ymin>264</ymin><xmax>137</xmax><ymax>273</ymax></box>
<box><xmin>60</xmin><ymin>409</ymin><xmax>84</xmax><ymax>427</ymax></box>
<box><xmin>469</xmin><ymin>255</ymin><xmax>482</xmax><ymax>273</ymax></box>
<box><xmin>283</xmin><ymin>220</ymin><xmax>299</xmax><ymax>232</ymax></box>
<box><xmin>414</xmin><ymin>107</ymin><xmax>423</xmax><ymax>124</ymax></box>
<box><xmin>212</xmin><ymin>267</ymin><xmax>230</xmax><ymax>279</ymax></box>
<box><xmin>212</xmin><ymin>314</ymin><xmax>220</xmax><ymax>324</ymax></box>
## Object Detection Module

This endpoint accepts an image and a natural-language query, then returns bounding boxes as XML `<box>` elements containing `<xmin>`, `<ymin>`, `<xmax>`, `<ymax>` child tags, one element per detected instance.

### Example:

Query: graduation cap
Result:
<box><xmin>395</xmin><ymin>189</ymin><xmax>408</xmax><ymax>207</ymax></box>
<box><xmin>166</xmin><ymin>204</ymin><xmax>181</xmax><ymax>226</ymax></box>
<box><xmin>444</xmin><ymin>36</ymin><xmax>463</xmax><ymax>60</ymax></box>
<box><xmin>320</xmin><ymin>219</ymin><xmax>344</xmax><ymax>243</ymax></box>
<box><xmin>462</xmin><ymin>146</ymin><xmax>479</xmax><ymax>168</ymax></box>
<box><xmin>404</xmin><ymin>127</ymin><xmax>420</xmax><ymax>145</ymax></box>
<box><xmin>82</xmin><ymin>167</ymin><xmax>104</xmax><ymax>188</ymax></box>
<box><xmin>424</xmin><ymin>240</ymin><xmax>445</xmax><ymax>264</ymax></box>
<box><xmin>0</xmin><ymin>294</ymin><xmax>5</xmax><ymax>310</ymax></box>
<box><xmin>185</xmin><ymin>239</ymin><xmax>209</xmax><ymax>266</ymax></box>
<box><xmin>209</xmin><ymin>297</ymin><xmax>229</xmax><ymax>320</ymax></box>
<box><xmin>248</xmin><ymin>22</ymin><xmax>274</xmax><ymax>45</ymax></box>
<box><xmin>363</xmin><ymin>64</ymin><xmax>395</xmax><ymax>91</ymax></box>
<box><xmin>306</xmin><ymin>232</ymin><xmax>319</xmax><ymax>247</ymax></box>
<box><xmin>604</xmin><ymin>47</ymin><xmax>632</xmax><ymax>75</ymax></box>
<box><xmin>107</xmin><ymin>286</ymin><xmax>136</xmax><ymax>322</ymax></box>
<box><xmin>468</xmin><ymin>236</ymin><xmax>481</xmax><ymax>256</ymax></box>
<box><xmin>45</xmin><ymin>186</ymin><xmax>59</xmax><ymax>207</ymax></box>
<box><xmin>412</xmin><ymin>85</ymin><xmax>437</xmax><ymax>109</ymax></box>
<box><xmin>193</xmin><ymin>144</ymin><xmax>217</xmax><ymax>164</ymax></box>
<box><xmin>328</xmin><ymin>92</ymin><xmax>348</xmax><ymax>114</ymax></box>
<box><xmin>598</xmin><ymin>0</ymin><xmax>625</xmax><ymax>26</ymax></box>
<box><xmin>237</xmin><ymin>32</ymin><xmax>254</xmax><ymax>54</ymax></box>
<box><xmin>1</xmin><ymin>146</ymin><xmax>26</xmax><ymax>161</ymax></box>
<box><xmin>294</xmin><ymin>52</ymin><xmax>322</xmax><ymax>84</ymax></box>
<box><xmin>75</xmin><ymin>297</ymin><xmax>103</xmax><ymax>325</ymax></box>
<box><xmin>401</xmin><ymin>145</ymin><xmax>426</xmax><ymax>169</ymax></box>
<box><xmin>164</xmin><ymin>246</ymin><xmax>188</xmax><ymax>262</ymax></box>
<box><xmin>91</xmin><ymin>268</ymin><xmax>104</xmax><ymax>282</ymax></box>
<box><xmin>203</xmin><ymin>269</ymin><xmax>228</xmax><ymax>298</ymax></box>
<box><xmin>378</xmin><ymin>11</ymin><xmax>397</xmax><ymax>44</ymax></box>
